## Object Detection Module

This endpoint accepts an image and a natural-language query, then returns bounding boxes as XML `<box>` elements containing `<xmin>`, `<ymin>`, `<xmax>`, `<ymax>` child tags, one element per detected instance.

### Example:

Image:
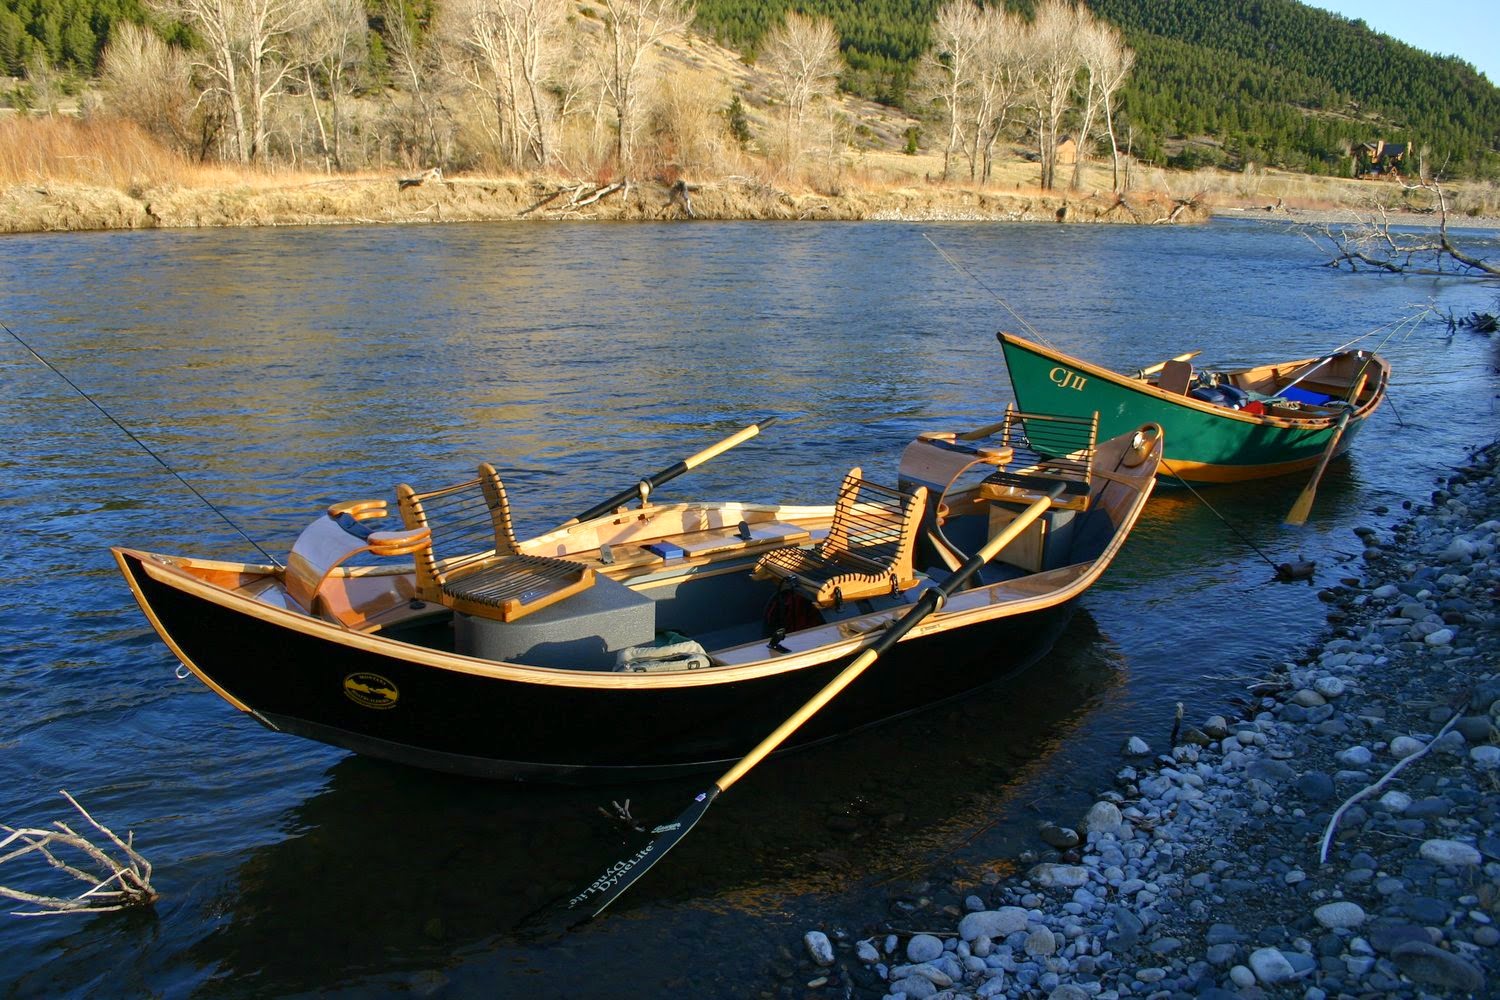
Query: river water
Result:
<box><xmin>2</xmin><ymin>219</ymin><xmax>1497</xmax><ymax>997</ymax></box>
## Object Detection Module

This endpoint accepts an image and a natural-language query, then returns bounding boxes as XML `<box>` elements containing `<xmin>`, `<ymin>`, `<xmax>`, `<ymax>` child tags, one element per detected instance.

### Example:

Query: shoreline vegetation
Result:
<box><xmin>10</xmin><ymin>128</ymin><xmax>1500</xmax><ymax>234</ymax></box>
<box><xmin>3</xmin><ymin>114</ymin><xmax>1498</xmax><ymax>234</ymax></box>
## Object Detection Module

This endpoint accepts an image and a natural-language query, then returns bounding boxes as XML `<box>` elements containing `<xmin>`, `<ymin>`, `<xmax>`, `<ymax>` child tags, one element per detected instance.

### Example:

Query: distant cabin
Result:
<box><xmin>1055</xmin><ymin>136</ymin><xmax>1078</xmax><ymax>166</ymax></box>
<box><xmin>1359</xmin><ymin>139</ymin><xmax>1408</xmax><ymax>177</ymax></box>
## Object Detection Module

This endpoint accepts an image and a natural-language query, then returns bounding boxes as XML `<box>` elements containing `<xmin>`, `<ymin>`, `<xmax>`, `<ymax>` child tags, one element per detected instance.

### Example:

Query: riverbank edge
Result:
<box><xmin>792</xmin><ymin>437</ymin><xmax>1500</xmax><ymax>1000</ymax></box>
<box><xmin>0</xmin><ymin>176</ymin><xmax>1209</xmax><ymax>233</ymax></box>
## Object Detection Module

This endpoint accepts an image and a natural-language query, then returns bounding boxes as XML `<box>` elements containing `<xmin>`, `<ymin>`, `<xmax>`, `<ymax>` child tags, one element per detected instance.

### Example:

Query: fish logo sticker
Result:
<box><xmin>344</xmin><ymin>672</ymin><xmax>399</xmax><ymax>710</ymax></box>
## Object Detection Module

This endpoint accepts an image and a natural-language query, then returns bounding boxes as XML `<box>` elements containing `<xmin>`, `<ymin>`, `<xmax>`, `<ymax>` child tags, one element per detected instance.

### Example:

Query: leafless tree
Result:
<box><xmin>758</xmin><ymin>11</ymin><xmax>842</xmax><ymax>170</ymax></box>
<box><xmin>151</xmin><ymin>0</ymin><xmax>307</xmax><ymax>163</ymax></box>
<box><xmin>1300</xmin><ymin>182</ymin><xmax>1499</xmax><ymax>277</ymax></box>
<box><xmin>101</xmin><ymin>23</ymin><xmax>200</xmax><ymax>155</ymax></box>
<box><xmin>440</xmin><ymin>0</ymin><xmax>567</xmax><ymax>169</ymax></box>
<box><xmin>592</xmin><ymin>0</ymin><xmax>694</xmax><ymax>173</ymax></box>
<box><xmin>967</xmin><ymin>6</ymin><xmax>1027</xmax><ymax>183</ymax></box>
<box><xmin>297</xmin><ymin>0</ymin><xmax>368</xmax><ymax>169</ymax></box>
<box><xmin>1026</xmin><ymin>0</ymin><xmax>1082</xmax><ymax>192</ymax></box>
<box><xmin>1072</xmin><ymin>15</ymin><xmax>1132</xmax><ymax>192</ymax></box>
<box><xmin>381</xmin><ymin>0</ymin><xmax>448</xmax><ymax>167</ymax></box>
<box><xmin>920</xmin><ymin>1</ymin><xmax>982</xmax><ymax>181</ymax></box>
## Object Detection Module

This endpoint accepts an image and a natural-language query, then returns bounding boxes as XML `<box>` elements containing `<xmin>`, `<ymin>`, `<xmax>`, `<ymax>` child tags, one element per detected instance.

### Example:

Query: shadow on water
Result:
<box><xmin>154</xmin><ymin>611</ymin><xmax>1126</xmax><ymax>997</ymax></box>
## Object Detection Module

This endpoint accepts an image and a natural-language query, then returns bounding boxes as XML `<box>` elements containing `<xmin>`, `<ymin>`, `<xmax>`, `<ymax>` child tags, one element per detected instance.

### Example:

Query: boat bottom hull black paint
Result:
<box><xmin>123</xmin><ymin>552</ymin><xmax>1076</xmax><ymax>783</ymax></box>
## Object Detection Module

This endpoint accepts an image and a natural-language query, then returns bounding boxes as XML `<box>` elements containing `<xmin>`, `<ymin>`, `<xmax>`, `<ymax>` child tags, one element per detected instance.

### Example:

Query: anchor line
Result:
<box><xmin>922</xmin><ymin>233</ymin><xmax>1058</xmax><ymax>350</ymax></box>
<box><xmin>3</xmin><ymin>321</ymin><xmax>283</xmax><ymax>567</ymax></box>
<box><xmin>1159</xmin><ymin>460</ymin><xmax>1286</xmax><ymax>577</ymax></box>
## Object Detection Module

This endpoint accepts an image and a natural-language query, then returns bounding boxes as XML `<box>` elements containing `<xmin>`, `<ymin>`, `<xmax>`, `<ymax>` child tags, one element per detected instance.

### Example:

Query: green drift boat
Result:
<box><xmin>998</xmin><ymin>331</ymin><xmax>1390</xmax><ymax>485</ymax></box>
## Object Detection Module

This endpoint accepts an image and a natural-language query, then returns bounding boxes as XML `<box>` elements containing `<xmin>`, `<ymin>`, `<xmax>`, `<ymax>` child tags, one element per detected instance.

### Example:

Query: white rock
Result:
<box><xmin>1471</xmin><ymin>746</ymin><xmax>1500</xmax><ymax>770</ymax></box>
<box><xmin>977</xmin><ymin>974</ymin><xmax>1008</xmax><ymax>998</ymax></box>
<box><xmin>1082</xmin><ymin>800</ymin><xmax>1123</xmax><ymax>836</ymax></box>
<box><xmin>1029</xmin><ymin>863</ymin><xmax>1091</xmax><ymax>889</ymax></box>
<box><xmin>1314</xmin><ymin>901</ymin><xmax>1367</xmax><ymax>929</ymax></box>
<box><xmin>1425</xmin><ymin>628</ymin><xmax>1455</xmax><ymax>646</ymax></box>
<box><xmin>958</xmin><ymin>907</ymin><xmax>1030</xmax><ymax>942</ymax></box>
<box><xmin>1124</xmin><ymin>736</ymin><xmax>1151</xmax><ymax>756</ymax></box>
<box><xmin>857</xmin><ymin>940</ymin><xmax>881</xmax><ymax>964</ymax></box>
<box><xmin>1314</xmin><ymin>676</ymin><xmax>1349</xmax><ymax>699</ymax></box>
<box><xmin>1378</xmin><ymin>790</ymin><xmax>1413</xmax><ymax>813</ymax></box>
<box><xmin>1389</xmin><ymin>736</ymin><xmax>1426</xmax><ymax>758</ymax></box>
<box><xmin>1336</xmin><ymin>746</ymin><xmax>1373</xmax><ymax>767</ymax></box>
<box><xmin>1229</xmin><ymin>965</ymin><xmax>1256</xmax><ymax>988</ymax></box>
<box><xmin>1248</xmin><ymin>947</ymin><xmax>1296</xmax><ymax>984</ymax></box>
<box><xmin>906</xmin><ymin>934</ymin><xmax>944</xmax><ymax>963</ymax></box>
<box><xmin>804</xmin><ymin>931</ymin><xmax>836</xmax><ymax>967</ymax></box>
<box><xmin>1419</xmin><ymin>839</ymin><xmax>1483</xmax><ymax>867</ymax></box>
<box><xmin>1024</xmin><ymin>927</ymin><xmax>1057</xmax><ymax>957</ymax></box>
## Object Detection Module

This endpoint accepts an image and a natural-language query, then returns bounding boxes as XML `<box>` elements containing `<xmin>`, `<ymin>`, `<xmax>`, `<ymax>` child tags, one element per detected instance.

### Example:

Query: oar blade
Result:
<box><xmin>566</xmin><ymin>786</ymin><xmax>721</xmax><ymax>922</ymax></box>
<box><xmin>1285</xmin><ymin>410</ymin><xmax>1351</xmax><ymax>526</ymax></box>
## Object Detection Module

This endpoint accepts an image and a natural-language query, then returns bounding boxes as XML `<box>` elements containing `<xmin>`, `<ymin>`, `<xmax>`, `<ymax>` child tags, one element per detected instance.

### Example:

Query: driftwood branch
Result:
<box><xmin>1318</xmin><ymin>710</ymin><xmax>1463</xmax><ymax>864</ymax></box>
<box><xmin>1298</xmin><ymin>180</ymin><xmax>1498</xmax><ymax>277</ymax></box>
<box><xmin>0</xmin><ymin>791</ymin><xmax>156</xmax><ymax>917</ymax></box>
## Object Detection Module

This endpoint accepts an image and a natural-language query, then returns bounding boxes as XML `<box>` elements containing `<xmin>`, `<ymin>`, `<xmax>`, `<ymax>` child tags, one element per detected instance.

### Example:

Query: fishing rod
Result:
<box><xmin>3</xmin><ymin>321</ymin><xmax>282</xmax><ymax>567</ymax></box>
<box><xmin>923</xmin><ymin>233</ymin><xmax>1058</xmax><ymax>349</ymax></box>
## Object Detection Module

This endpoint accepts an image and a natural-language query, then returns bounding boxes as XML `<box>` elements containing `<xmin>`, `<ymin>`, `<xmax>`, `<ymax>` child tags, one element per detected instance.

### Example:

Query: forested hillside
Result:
<box><xmin>696</xmin><ymin>0</ymin><xmax>1500</xmax><ymax>178</ymax></box>
<box><xmin>5</xmin><ymin>0</ymin><xmax>1499</xmax><ymax>178</ymax></box>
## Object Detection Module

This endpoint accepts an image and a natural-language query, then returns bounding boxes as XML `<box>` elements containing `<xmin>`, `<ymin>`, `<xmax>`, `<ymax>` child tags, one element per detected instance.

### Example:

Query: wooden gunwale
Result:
<box><xmin>113</xmin><ymin>441</ymin><xmax>1158</xmax><ymax>695</ymax></box>
<box><xmin>998</xmin><ymin>332</ymin><xmax>1388</xmax><ymax>428</ymax></box>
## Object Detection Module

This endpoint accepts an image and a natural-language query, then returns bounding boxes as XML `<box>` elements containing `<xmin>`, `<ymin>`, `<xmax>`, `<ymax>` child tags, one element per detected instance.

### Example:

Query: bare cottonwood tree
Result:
<box><xmin>101</xmin><ymin>23</ymin><xmax>200</xmax><ymax>155</ymax></box>
<box><xmin>1027</xmin><ymin>0</ymin><xmax>1082</xmax><ymax>191</ymax></box>
<box><xmin>151</xmin><ymin>0</ymin><xmax>307</xmax><ymax>162</ymax></box>
<box><xmin>758</xmin><ymin>11</ymin><xmax>842</xmax><ymax>171</ymax></box>
<box><xmin>593</xmin><ymin>0</ymin><xmax>694</xmax><ymax>173</ymax></box>
<box><xmin>1071</xmin><ymin>15</ymin><xmax>1132</xmax><ymax>192</ymax></box>
<box><xmin>967</xmin><ymin>6</ymin><xmax>1027</xmax><ymax>183</ymax></box>
<box><xmin>442</xmin><ymin>0</ymin><xmax>567</xmax><ymax>169</ymax></box>
<box><xmin>921</xmin><ymin>0</ymin><xmax>983</xmax><ymax>181</ymax></box>
<box><xmin>381</xmin><ymin>0</ymin><xmax>448</xmax><ymax>167</ymax></box>
<box><xmin>298</xmin><ymin>0</ymin><xmax>368</xmax><ymax>169</ymax></box>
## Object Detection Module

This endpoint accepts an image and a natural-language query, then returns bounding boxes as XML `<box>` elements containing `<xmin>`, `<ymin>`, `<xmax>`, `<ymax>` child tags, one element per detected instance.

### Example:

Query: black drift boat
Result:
<box><xmin>115</xmin><ymin>409</ymin><xmax>1163</xmax><ymax>783</ymax></box>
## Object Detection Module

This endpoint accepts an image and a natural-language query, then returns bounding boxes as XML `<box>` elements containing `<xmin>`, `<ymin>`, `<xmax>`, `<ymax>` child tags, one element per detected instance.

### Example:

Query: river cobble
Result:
<box><xmin>791</xmin><ymin>439</ymin><xmax>1500</xmax><ymax>1000</ymax></box>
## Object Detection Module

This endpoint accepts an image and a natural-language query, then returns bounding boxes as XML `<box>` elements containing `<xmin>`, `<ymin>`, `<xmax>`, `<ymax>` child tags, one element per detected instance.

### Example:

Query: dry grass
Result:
<box><xmin>0</xmin><ymin>115</ymin><xmax>339</xmax><ymax>191</ymax></box>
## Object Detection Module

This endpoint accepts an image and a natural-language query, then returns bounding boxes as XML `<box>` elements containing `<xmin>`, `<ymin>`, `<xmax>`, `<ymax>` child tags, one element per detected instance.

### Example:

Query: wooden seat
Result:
<box><xmin>1157</xmin><ymin>359</ymin><xmax>1194</xmax><ymax>395</ymax></box>
<box><xmin>975</xmin><ymin>407</ymin><xmax>1098</xmax><ymax>514</ymax></box>
<box><xmin>285</xmin><ymin>499</ymin><xmax>432</xmax><ymax>627</ymax></box>
<box><xmin>396</xmin><ymin>463</ymin><xmax>594</xmax><ymax>623</ymax></box>
<box><xmin>752</xmin><ymin>468</ymin><xmax>927</xmax><ymax>608</ymax></box>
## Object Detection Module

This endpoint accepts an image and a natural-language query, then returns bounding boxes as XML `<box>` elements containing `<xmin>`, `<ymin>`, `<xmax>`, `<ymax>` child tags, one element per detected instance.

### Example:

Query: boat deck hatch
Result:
<box><xmin>455</xmin><ymin>574</ymin><xmax>654</xmax><ymax>669</ymax></box>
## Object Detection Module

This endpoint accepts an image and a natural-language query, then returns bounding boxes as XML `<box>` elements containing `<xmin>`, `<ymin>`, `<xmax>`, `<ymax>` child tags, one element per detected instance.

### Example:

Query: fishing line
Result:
<box><xmin>3</xmin><ymin>321</ymin><xmax>283</xmax><ymax>567</ymax></box>
<box><xmin>922</xmin><ymin>233</ymin><xmax>1058</xmax><ymax>349</ymax></box>
<box><xmin>1159</xmin><ymin>459</ymin><xmax>1289</xmax><ymax>579</ymax></box>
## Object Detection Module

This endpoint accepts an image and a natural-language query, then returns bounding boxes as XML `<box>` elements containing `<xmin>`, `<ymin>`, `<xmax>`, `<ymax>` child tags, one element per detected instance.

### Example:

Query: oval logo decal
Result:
<box><xmin>343</xmin><ymin>672</ymin><xmax>399</xmax><ymax>710</ymax></box>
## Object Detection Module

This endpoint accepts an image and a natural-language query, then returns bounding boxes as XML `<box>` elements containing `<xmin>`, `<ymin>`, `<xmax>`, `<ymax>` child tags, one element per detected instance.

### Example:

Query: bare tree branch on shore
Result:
<box><xmin>0</xmin><ymin>791</ymin><xmax>156</xmax><ymax>917</ymax></box>
<box><xmin>1298</xmin><ymin>180</ymin><xmax>1499</xmax><ymax>278</ymax></box>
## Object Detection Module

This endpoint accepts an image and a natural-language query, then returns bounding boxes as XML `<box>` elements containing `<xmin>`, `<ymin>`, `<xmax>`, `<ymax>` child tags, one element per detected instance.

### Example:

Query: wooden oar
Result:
<box><xmin>1285</xmin><ymin>408</ymin><xmax>1351</xmax><ymax>525</ymax></box>
<box><xmin>1132</xmin><ymin>351</ymin><xmax>1200</xmax><ymax>380</ymax></box>
<box><xmin>556</xmin><ymin>416</ymin><xmax>779</xmax><ymax>529</ymax></box>
<box><xmin>562</xmin><ymin>480</ymin><xmax>1067</xmax><ymax>922</ymax></box>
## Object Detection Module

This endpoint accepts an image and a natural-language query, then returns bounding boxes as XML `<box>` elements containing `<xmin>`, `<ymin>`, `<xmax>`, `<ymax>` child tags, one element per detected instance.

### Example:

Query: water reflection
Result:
<box><xmin>177</xmin><ymin>610</ymin><xmax>1121</xmax><ymax>997</ymax></box>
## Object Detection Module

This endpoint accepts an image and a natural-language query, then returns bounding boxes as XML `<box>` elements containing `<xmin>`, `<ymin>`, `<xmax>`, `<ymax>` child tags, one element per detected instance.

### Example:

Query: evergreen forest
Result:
<box><xmin>4</xmin><ymin>0</ymin><xmax>1499</xmax><ymax>178</ymax></box>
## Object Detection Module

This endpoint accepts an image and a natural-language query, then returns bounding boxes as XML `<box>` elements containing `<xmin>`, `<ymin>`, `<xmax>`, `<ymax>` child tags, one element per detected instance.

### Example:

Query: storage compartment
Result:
<box><xmin>455</xmin><ymin>573</ymin><xmax>655</xmax><ymax>669</ymax></box>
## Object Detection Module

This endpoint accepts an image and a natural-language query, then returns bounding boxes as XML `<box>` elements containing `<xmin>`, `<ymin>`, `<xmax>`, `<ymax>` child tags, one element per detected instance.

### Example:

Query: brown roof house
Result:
<box><xmin>1359</xmin><ymin>139</ymin><xmax>1408</xmax><ymax>177</ymax></box>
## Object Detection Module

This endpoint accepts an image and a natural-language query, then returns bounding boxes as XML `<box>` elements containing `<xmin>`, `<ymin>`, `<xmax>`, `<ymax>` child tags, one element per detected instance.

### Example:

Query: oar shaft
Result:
<box><xmin>1285</xmin><ymin>409</ymin><xmax>1351</xmax><ymax>526</ymax></box>
<box><xmin>562</xmin><ymin>417</ymin><xmax>778</xmax><ymax>527</ymax></box>
<box><xmin>1133</xmin><ymin>351</ymin><xmax>1201</xmax><ymax>379</ymax></box>
<box><xmin>715</xmin><ymin>482</ymin><xmax>1062</xmax><ymax>794</ymax></box>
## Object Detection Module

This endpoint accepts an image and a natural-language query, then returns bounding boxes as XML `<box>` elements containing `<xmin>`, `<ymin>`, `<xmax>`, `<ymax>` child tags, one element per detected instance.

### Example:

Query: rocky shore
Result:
<box><xmin>0</xmin><ymin>175</ymin><xmax>1208</xmax><ymax>233</ymax></box>
<box><xmin>794</xmin><ymin>439</ymin><xmax>1500</xmax><ymax>1000</ymax></box>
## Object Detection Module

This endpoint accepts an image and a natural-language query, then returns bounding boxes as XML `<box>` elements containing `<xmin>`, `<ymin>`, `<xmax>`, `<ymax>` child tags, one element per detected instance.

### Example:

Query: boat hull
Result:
<box><xmin>118</xmin><ymin>548</ymin><xmax>1076</xmax><ymax>782</ymax></box>
<box><xmin>998</xmin><ymin>333</ymin><xmax>1385</xmax><ymax>484</ymax></box>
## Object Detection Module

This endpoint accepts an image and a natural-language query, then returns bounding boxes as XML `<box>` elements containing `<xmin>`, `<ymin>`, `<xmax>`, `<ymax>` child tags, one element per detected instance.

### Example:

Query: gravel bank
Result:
<box><xmin>790</xmin><ymin>439</ymin><xmax>1500</xmax><ymax>1000</ymax></box>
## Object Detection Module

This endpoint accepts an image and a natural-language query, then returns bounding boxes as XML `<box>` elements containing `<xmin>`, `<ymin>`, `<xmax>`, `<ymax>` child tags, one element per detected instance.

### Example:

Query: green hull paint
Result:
<box><xmin>999</xmin><ymin>336</ymin><xmax>1365</xmax><ymax>484</ymax></box>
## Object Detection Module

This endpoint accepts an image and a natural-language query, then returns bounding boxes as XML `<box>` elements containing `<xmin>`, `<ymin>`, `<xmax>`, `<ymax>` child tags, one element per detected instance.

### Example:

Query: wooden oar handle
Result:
<box><xmin>715</xmin><ymin>481</ymin><xmax>1064</xmax><ymax>794</ymax></box>
<box><xmin>683</xmin><ymin>416</ymin><xmax>778</xmax><ymax>470</ymax></box>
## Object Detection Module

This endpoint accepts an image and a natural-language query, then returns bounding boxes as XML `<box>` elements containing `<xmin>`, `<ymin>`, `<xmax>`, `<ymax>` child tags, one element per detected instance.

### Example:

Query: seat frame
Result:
<box><xmin>396</xmin><ymin>463</ymin><xmax>595</xmax><ymax>623</ymax></box>
<box><xmin>753</xmin><ymin>467</ymin><xmax>927</xmax><ymax>609</ymax></box>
